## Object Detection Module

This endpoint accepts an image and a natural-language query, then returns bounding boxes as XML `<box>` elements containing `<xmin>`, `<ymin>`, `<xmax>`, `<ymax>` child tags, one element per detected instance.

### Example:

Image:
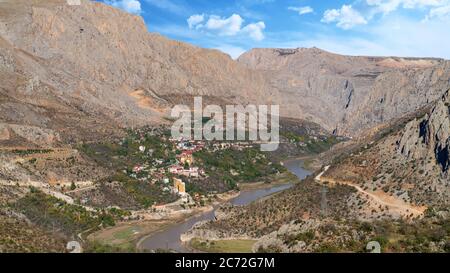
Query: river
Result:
<box><xmin>140</xmin><ymin>158</ymin><xmax>311</xmax><ymax>252</ymax></box>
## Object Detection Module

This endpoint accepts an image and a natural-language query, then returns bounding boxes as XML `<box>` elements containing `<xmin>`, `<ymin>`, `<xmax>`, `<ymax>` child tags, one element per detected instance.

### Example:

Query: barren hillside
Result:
<box><xmin>239</xmin><ymin>48</ymin><xmax>450</xmax><ymax>136</ymax></box>
<box><xmin>0</xmin><ymin>0</ymin><xmax>276</xmax><ymax>146</ymax></box>
<box><xmin>0</xmin><ymin>0</ymin><xmax>449</xmax><ymax>148</ymax></box>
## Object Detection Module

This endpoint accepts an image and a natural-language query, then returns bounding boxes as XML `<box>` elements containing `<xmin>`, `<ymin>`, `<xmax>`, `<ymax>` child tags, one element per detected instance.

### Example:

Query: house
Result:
<box><xmin>168</xmin><ymin>164</ymin><xmax>205</xmax><ymax>178</ymax></box>
<box><xmin>181</xmin><ymin>167</ymin><xmax>199</xmax><ymax>178</ymax></box>
<box><xmin>168</xmin><ymin>164</ymin><xmax>184</xmax><ymax>174</ymax></box>
<box><xmin>186</xmin><ymin>171</ymin><xmax>199</xmax><ymax>178</ymax></box>
<box><xmin>133</xmin><ymin>165</ymin><xmax>144</xmax><ymax>173</ymax></box>
<box><xmin>177</xmin><ymin>151</ymin><xmax>194</xmax><ymax>166</ymax></box>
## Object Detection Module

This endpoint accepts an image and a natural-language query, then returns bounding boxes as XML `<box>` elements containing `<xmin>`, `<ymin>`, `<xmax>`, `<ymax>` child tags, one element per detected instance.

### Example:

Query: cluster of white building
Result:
<box><xmin>168</xmin><ymin>165</ymin><xmax>205</xmax><ymax>178</ymax></box>
<box><xmin>211</xmin><ymin>141</ymin><xmax>254</xmax><ymax>152</ymax></box>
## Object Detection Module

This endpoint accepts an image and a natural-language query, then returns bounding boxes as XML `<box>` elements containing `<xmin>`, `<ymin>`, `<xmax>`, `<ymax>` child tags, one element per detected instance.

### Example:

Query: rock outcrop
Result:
<box><xmin>398</xmin><ymin>90</ymin><xmax>450</xmax><ymax>176</ymax></box>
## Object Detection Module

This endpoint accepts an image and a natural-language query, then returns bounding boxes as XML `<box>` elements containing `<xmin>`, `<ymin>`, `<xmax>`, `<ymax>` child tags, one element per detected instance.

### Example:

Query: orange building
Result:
<box><xmin>173</xmin><ymin>178</ymin><xmax>186</xmax><ymax>194</ymax></box>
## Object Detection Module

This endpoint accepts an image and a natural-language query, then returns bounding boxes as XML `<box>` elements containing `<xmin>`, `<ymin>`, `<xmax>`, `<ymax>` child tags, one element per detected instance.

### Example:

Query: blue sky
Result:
<box><xmin>100</xmin><ymin>0</ymin><xmax>450</xmax><ymax>59</ymax></box>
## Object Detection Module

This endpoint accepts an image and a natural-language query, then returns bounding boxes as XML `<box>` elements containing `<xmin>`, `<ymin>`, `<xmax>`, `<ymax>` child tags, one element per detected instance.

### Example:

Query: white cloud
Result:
<box><xmin>288</xmin><ymin>6</ymin><xmax>314</xmax><ymax>15</ymax></box>
<box><xmin>273</xmin><ymin>15</ymin><xmax>450</xmax><ymax>59</ymax></box>
<box><xmin>322</xmin><ymin>5</ymin><xmax>368</xmax><ymax>29</ymax></box>
<box><xmin>242</xmin><ymin>21</ymin><xmax>266</xmax><ymax>41</ymax></box>
<box><xmin>366</xmin><ymin>0</ymin><xmax>401</xmax><ymax>14</ymax></box>
<box><xmin>105</xmin><ymin>0</ymin><xmax>141</xmax><ymax>15</ymax></box>
<box><xmin>187</xmin><ymin>14</ymin><xmax>205</xmax><ymax>29</ymax></box>
<box><xmin>205</xmin><ymin>14</ymin><xmax>244</xmax><ymax>36</ymax></box>
<box><xmin>402</xmin><ymin>0</ymin><xmax>446</xmax><ymax>8</ymax></box>
<box><xmin>215</xmin><ymin>45</ymin><xmax>247</xmax><ymax>59</ymax></box>
<box><xmin>426</xmin><ymin>4</ymin><xmax>450</xmax><ymax>19</ymax></box>
<box><xmin>366</xmin><ymin>0</ymin><xmax>449</xmax><ymax>15</ymax></box>
<box><xmin>367</xmin><ymin>15</ymin><xmax>450</xmax><ymax>58</ymax></box>
<box><xmin>188</xmin><ymin>14</ymin><xmax>266</xmax><ymax>41</ymax></box>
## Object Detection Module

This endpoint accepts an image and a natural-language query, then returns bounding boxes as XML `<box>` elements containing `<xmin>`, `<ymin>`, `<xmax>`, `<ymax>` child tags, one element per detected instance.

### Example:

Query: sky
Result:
<box><xmin>100</xmin><ymin>0</ymin><xmax>450</xmax><ymax>59</ymax></box>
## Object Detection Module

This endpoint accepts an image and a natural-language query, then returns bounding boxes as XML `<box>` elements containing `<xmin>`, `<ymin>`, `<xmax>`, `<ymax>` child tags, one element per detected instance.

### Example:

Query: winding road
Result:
<box><xmin>315</xmin><ymin>166</ymin><xmax>426</xmax><ymax>217</ymax></box>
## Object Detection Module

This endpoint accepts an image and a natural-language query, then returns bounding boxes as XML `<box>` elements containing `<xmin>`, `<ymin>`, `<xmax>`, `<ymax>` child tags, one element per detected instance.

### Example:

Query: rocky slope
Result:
<box><xmin>185</xmin><ymin>93</ymin><xmax>450</xmax><ymax>252</ymax></box>
<box><xmin>0</xmin><ymin>0</ymin><xmax>276</xmax><ymax>146</ymax></box>
<box><xmin>0</xmin><ymin>0</ymin><xmax>449</xmax><ymax>253</ymax></box>
<box><xmin>398</xmin><ymin>90</ymin><xmax>450</xmax><ymax>177</ymax></box>
<box><xmin>1</xmin><ymin>0</ymin><xmax>450</xmax><ymax>148</ymax></box>
<box><xmin>239</xmin><ymin>48</ymin><xmax>450</xmax><ymax>136</ymax></box>
<box><xmin>322</xmin><ymin>90</ymin><xmax>450</xmax><ymax>209</ymax></box>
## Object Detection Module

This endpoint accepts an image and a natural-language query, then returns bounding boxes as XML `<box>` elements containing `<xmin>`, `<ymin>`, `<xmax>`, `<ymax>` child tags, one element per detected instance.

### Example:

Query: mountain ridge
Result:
<box><xmin>0</xmin><ymin>0</ymin><xmax>449</xmax><ymax>147</ymax></box>
<box><xmin>238</xmin><ymin>47</ymin><xmax>450</xmax><ymax>136</ymax></box>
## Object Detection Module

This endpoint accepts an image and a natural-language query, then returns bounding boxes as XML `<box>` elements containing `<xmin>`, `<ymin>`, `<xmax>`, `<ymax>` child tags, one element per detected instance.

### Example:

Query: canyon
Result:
<box><xmin>0</xmin><ymin>0</ymin><xmax>449</xmax><ymax>253</ymax></box>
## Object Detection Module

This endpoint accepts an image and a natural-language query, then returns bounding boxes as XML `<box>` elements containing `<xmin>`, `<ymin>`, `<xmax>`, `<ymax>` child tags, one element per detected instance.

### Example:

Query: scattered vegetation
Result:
<box><xmin>11</xmin><ymin>149</ymin><xmax>53</xmax><ymax>155</ymax></box>
<box><xmin>83</xmin><ymin>240</ymin><xmax>138</xmax><ymax>253</ymax></box>
<box><xmin>107</xmin><ymin>173</ymin><xmax>177</xmax><ymax>208</ymax></box>
<box><xmin>281</xmin><ymin>132</ymin><xmax>339</xmax><ymax>154</ymax></box>
<box><xmin>190</xmin><ymin>238</ymin><xmax>256</xmax><ymax>253</ymax></box>
<box><xmin>0</xmin><ymin>214</ymin><xmax>66</xmax><ymax>253</ymax></box>
<box><xmin>13</xmin><ymin>189</ymin><xmax>123</xmax><ymax>236</ymax></box>
<box><xmin>195</xmin><ymin>147</ymin><xmax>284</xmax><ymax>183</ymax></box>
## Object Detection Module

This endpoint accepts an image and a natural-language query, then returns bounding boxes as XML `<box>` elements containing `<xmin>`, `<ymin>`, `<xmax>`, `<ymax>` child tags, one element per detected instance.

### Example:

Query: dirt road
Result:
<box><xmin>315</xmin><ymin>166</ymin><xmax>426</xmax><ymax>217</ymax></box>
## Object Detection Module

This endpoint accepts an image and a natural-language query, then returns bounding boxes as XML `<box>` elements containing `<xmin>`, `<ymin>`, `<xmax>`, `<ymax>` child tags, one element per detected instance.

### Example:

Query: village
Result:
<box><xmin>128</xmin><ymin>137</ymin><xmax>206</xmax><ymax>204</ymax></box>
<box><xmin>6</xmin><ymin>125</ymin><xmax>285</xmax><ymax>224</ymax></box>
<box><xmin>114</xmin><ymin>127</ymin><xmax>262</xmax><ymax>216</ymax></box>
<box><xmin>7</xmin><ymin>123</ymin><xmax>329</xmax><ymax>220</ymax></box>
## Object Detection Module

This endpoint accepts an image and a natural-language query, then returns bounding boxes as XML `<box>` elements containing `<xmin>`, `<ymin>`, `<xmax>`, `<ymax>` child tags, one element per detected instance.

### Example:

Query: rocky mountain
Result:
<box><xmin>320</xmin><ymin>90</ymin><xmax>450</xmax><ymax>209</ymax></box>
<box><xmin>0</xmin><ymin>0</ymin><xmax>449</xmax><ymax>253</ymax></box>
<box><xmin>238</xmin><ymin>48</ymin><xmax>450</xmax><ymax>136</ymax></box>
<box><xmin>1</xmin><ymin>0</ymin><xmax>450</xmax><ymax>148</ymax></box>
<box><xmin>0</xmin><ymin>0</ymin><xmax>276</xmax><ymax>146</ymax></box>
<box><xmin>398</xmin><ymin>90</ymin><xmax>450</xmax><ymax>177</ymax></box>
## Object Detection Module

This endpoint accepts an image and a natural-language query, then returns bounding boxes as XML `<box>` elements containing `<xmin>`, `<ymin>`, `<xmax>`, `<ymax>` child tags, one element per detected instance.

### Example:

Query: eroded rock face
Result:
<box><xmin>0</xmin><ymin>0</ymin><xmax>276</xmax><ymax>144</ymax></box>
<box><xmin>398</xmin><ymin>90</ymin><xmax>450</xmax><ymax>176</ymax></box>
<box><xmin>0</xmin><ymin>0</ymin><xmax>449</xmax><ymax>146</ymax></box>
<box><xmin>238</xmin><ymin>48</ymin><xmax>450</xmax><ymax>136</ymax></box>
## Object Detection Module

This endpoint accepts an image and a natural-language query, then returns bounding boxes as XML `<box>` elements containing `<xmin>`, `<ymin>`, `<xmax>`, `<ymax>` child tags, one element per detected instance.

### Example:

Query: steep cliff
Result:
<box><xmin>398</xmin><ymin>90</ymin><xmax>450</xmax><ymax>176</ymax></box>
<box><xmin>0</xmin><ymin>0</ymin><xmax>276</xmax><ymax>146</ymax></box>
<box><xmin>239</xmin><ymin>48</ymin><xmax>450</xmax><ymax>136</ymax></box>
<box><xmin>318</xmin><ymin>90</ymin><xmax>450</xmax><ymax>209</ymax></box>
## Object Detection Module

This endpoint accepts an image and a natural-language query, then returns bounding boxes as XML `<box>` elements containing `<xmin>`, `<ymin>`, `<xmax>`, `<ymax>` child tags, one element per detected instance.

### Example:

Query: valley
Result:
<box><xmin>0</xmin><ymin>0</ymin><xmax>448</xmax><ymax>253</ymax></box>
